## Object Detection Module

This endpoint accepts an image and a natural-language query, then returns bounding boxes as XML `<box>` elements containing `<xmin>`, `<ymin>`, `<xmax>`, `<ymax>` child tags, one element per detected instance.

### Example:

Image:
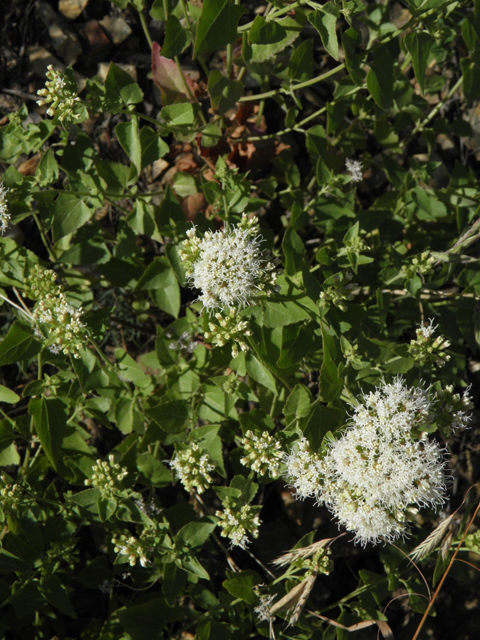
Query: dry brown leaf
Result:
<box><xmin>18</xmin><ymin>153</ymin><xmax>42</xmax><ymax>176</ymax></box>
<box><xmin>58</xmin><ymin>0</ymin><xmax>89</xmax><ymax>20</ymax></box>
<box><xmin>308</xmin><ymin>611</ymin><xmax>394</xmax><ymax>638</ymax></box>
<box><xmin>181</xmin><ymin>193</ymin><xmax>207</xmax><ymax>220</ymax></box>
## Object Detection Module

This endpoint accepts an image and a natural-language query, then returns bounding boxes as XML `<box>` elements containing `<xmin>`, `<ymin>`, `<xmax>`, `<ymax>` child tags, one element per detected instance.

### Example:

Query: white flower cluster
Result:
<box><xmin>216</xmin><ymin>501</ymin><xmax>261</xmax><ymax>548</ymax></box>
<box><xmin>345</xmin><ymin>159</ymin><xmax>363</xmax><ymax>183</ymax></box>
<box><xmin>85</xmin><ymin>455</ymin><xmax>128</xmax><ymax>498</ymax></box>
<box><xmin>0</xmin><ymin>182</ymin><xmax>11</xmax><ymax>235</ymax></box>
<box><xmin>180</xmin><ymin>215</ymin><xmax>277</xmax><ymax>311</ymax></box>
<box><xmin>168</xmin><ymin>331</ymin><xmax>197</xmax><ymax>353</ymax></box>
<box><xmin>24</xmin><ymin>265</ymin><xmax>89</xmax><ymax>358</ymax></box>
<box><xmin>204</xmin><ymin>307</ymin><xmax>253</xmax><ymax>358</ymax></box>
<box><xmin>37</xmin><ymin>65</ymin><xmax>80</xmax><ymax>122</ymax></box>
<box><xmin>284</xmin><ymin>378</ymin><xmax>472</xmax><ymax>546</ymax></box>
<box><xmin>240</xmin><ymin>430</ymin><xmax>283</xmax><ymax>477</ymax></box>
<box><xmin>408</xmin><ymin>320</ymin><xmax>451</xmax><ymax>367</ymax></box>
<box><xmin>112</xmin><ymin>533</ymin><xmax>151</xmax><ymax>568</ymax></box>
<box><xmin>168</xmin><ymin>443</ymin><xmax>215</xmax><ymax>494</ymax></box>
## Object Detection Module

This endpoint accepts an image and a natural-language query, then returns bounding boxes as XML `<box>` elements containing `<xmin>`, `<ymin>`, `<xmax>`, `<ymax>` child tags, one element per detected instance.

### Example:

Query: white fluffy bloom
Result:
<box><xmin>0</xmin><ymin>182</ymin><xmax>11</xmax><ymax>235</ymax></box>
<box><xmin>351</xmin><ymin>377</ymin><xmax>433</xmax><ymax>439</ymax></box>
<box><xmin>180</xmin><ymin>215</ymin><xmax>277</xmax><ymax>311</ymax></box>
<box><xmin>321</xmin><ymin>431</ymin><xmax>446</xmax><ymax>545</ymax></box>
<box><xmin>283</xmin><ymin>437</ymin><xmax>325</xmax><ymax>502</ymax></box>
<box><xmin>283</xmin><ymin>378</ymin><xmax>470</xmax><ymax>546</ymax></box>
<box><xmin>345</xmin><ymin>158</ymin><xmax>363</xmax><ymax>182</ymax></box>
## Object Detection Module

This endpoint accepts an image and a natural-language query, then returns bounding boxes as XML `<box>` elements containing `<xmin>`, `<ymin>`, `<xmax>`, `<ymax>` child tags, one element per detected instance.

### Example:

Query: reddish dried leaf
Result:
<box><xmin>182</xmin><ymin>192</ymin><xmax>207</xmax><ymax>220</ymax></box>
<box><xmin>152</xmin><ymin>41</ymin><xmax>197</xmax><ymax>105</ymax></box>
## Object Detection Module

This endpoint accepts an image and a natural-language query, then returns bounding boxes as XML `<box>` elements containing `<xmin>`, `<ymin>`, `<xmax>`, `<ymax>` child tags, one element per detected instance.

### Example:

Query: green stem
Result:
<box><xmin>238</xmin><ymin>0</ymin><xmax>310</xmax><ymax>33</ymax></box>
<box><xmin>240</xmin><ymin>64</ymin><xmax>345</xmax><ymax>102</ymax></box>
<box><xmin>410</xmin><ymin>75</ymin><xmax>463</xmax><ymax>138</ymax></box>
<box><xmin>138</xmin><ymin>8</ymin><xmax>153</xmax><ymax>50</ymax></box>
<box><xmin>32</xmin><ymin>211</ymin><xmax>57</xmax><ymax>261</ymax></box>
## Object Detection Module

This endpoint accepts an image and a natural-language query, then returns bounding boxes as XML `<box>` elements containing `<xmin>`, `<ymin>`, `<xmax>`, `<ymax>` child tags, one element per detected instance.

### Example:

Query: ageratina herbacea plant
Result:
<box><xmin>1</xmin><ymin>2</ymin><xmax>480</xmax><ymax>638</ymax></box>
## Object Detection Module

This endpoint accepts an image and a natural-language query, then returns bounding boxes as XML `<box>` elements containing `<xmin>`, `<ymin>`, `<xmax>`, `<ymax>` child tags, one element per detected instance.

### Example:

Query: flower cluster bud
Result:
<box><xmin>37</xmin><ymin>65</ymin><xmax>81</xmax><ymax>122</ymax></box>
<box><xmin>240</xmin><ymin>430</ymin><xmax>284</xmax><ymax>477</ymax></box>
<box><xmin>112</xmin><ymin>528</ymin><xmax>157</xmax><ymax>568</ymax></box>
<box><xmin>344</xmin><ymin>235</ymin><xmax>369</xmax><ymax>255</ymax></box>
<box><xmin>319</xmin><ymin>271</ymin><xmax>356</xmax><ymax>312</ymax></box>
<box><xmin>0</xmin><ymin>479</ymin><xmax>23</xmax><ymax>513</ymax></box>
<box><xmin>179</xmin><ymin>215</ymin><xmax>277</xmax><ymax>311</ymax></box>
<box><xmin>168</xmin><ymin>443</ymin><xmax>215</xmax><ymax>494</ymax></box>
<box><xmin>24</xmin><ymin>265</ymin><xmax>89</xmax><ymax>358</ymax></box>
<box><xmin>216</xmin><ymin>500</ymin><xmax>262</xmax><ymax>548</ymax></box>
<box><xmin>204</xmin><ymin>307</ymin><xmax>252</xmax><ymax>357</ymax></box>
<box><xmin>0</xmin><ymin>182</ymin><xmax>11</xmax><ymax>236</ymax></box>
<box><xmin>435</xmin><ymin>384</ymin><xmax>473</xmax><ymax>435</ymax></box>
<box><xmin>401</xmin><ymin>251</ymin><xmax>435</xmax><ymax>280</ymax></box>
<box><xmin>408</xmin><ymin>321</ymin><xmax>451</xmax><ymax>367</ymax></box>
<box><xmin>84</xmin><ymin>455</ymin><xmax>128</xmax><ymax>498</ymax></box>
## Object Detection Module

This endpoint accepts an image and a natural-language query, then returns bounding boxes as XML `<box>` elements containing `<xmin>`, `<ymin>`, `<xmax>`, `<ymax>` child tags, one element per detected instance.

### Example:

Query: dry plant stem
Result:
<box><xmin>0</xmin><ymin>292</ymin><xmax>33</xmax><ymax>320</ymax></box>
<box><xmin>411</xmin><ymin>498</ymin><xmax>480</xmax><ymax>640</ymax></box>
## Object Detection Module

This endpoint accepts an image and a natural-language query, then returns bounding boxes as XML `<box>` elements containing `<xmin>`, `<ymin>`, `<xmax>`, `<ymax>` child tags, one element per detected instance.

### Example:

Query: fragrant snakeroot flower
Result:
<box><xmin>0</xmin><ymin>182</ymin><xmax>11</xmax><ymax>235</ymax></box>
<box><xmin>37</xmin><ymin>65</ymin><xmax>80</xmax><ymax>122</ymax></box>
<box><xmin>240</xmin><ymin>430</ymin><xmax>284</xmax><ymax>477</ymax></box>
<box><xmin>345</xmin><ymin>158</ymin><xmax>363</xmax><ymax>182</ymax></box>
<box><xmin>216</xmin><ymin>501</ymin><xmax>261</xmax><ymax>548</ymax></box>
<box><xmin>168</xmin><ymin>443</ymin><xmax>215</xmax><ymax>494</ymax></box>
<box><xmin>180</xmin><ymin>215</ymin><xmax>277</xmax><ymax>311</ymax></box>
<box><xmin>284</xmin><ymin>378</ymin><xmax>472</xmax><ymax>546</ymax></box>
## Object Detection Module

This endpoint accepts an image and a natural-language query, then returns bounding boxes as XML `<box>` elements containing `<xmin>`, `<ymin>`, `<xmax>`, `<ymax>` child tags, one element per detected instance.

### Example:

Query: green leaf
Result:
<box><xmin>177</xmin><ymin>519</ymin><xmax>216</xmax><ymax>548</ymax></box>
<box><xmin>145</xmin><ymin>400</ymin><xmax>190</xmax><ymax>433</ymax></box>
<box><xmin>139</xmin><ymin>126</ymin><xmax>169</xmax><ymax>170</ymax></box>
<box><xmin>116</xmin><ymin>115</ymin><xmax>142</xmax><ymax>173</ymax></box>
<box><xmin>0</xmin><ymin>323</ymin><xmax>42</xmax><ymax>366</ymax></box>
<box><xmin>282</xmin><ymin>227</ymin><xmax>306</xmax><ymax>275</ymax></box>
<box><xmin>118</xmin><ymin>597</ymin><xmax>183</xmax><ymax>639</ymax></box>
<box><xmin>223</xmin><ymin>570</ymin><xmax>261</xmax><ymax>605</ymax></box>
<box><xmin>162</xmin><ymin>14</ymin><xmax>190</xmax><ymax>58</ymax></box>
<box><xmin>40</xmin><ymin>575</ymin><xmax>76</xmax><ymax>618</ymax></box>
<box><xmin>245</xmin><ymin>353</ymin><xmax>278</xmax><ymax>395</ymax></box>
<box><xmin>0</xmin><ymin>549</ymin><xmax>32</xmax><ymax>573</ymax></box>
<box><xmin>208</xmin><ymin>69</ymin><xmax>244</xmax><ymax>114</ymax></box>
<box><xmin>405</xmin><ymin>32</ymin><xmax>432</xmax><ymax>95</ymax></box>
<box><xmin>98</xmin><ymin>496</ymin><xmax>117</xmax><ymax>522</ymax></box>
<box><xmin>36</xmin><ymin>149</ymin><xmax>59</xmax><ymax>186</ymax></box>
<box><xmin>319</xmin><ymin>322</ymin><xmax>343</xmax><ymax>402</ymax></box>
<box><xmin>367</xmin><ymin>44</ymin><xmax>395</xmax><ymax>110</ymax></box>
<box><xmin>53</xmin><ymin>193</ymin><xmax>95</xmax><ymax>240</ymax></box>
<box><xmin>160</xmin><ymin>102</ymin><xmax>200</xmax><ymax>126</ymax></box>
<box><xmin>278</xmin><ymin>324</ymin><xmax>314</xmax><ymax>368</ymax></box>
<box><xmin>288</xmin><ymin>39</ymin><xmax>314</xmax><ymax>81</ymax></box>
<box><xmin>245</xmin><ymin>14</ymin><xmax>302</xmax><ymax>63</ymax></box>
<box><xmin>309</xmin><ymin>5</ymin><xmax>340</xmax><ymax>61</ymax></box>
<box><xmin>29</xmin><ymin>397</ymin><xmax>70</xmax><ymax>474</ymax></box>
<box><xmin>105</xmin><ymin>62</ymin><xmax>144</xmax><ymax>109</ymax></box>
<box><xmin>284</xmin><ymin>384</ymin><xmax>314</xmax><ymax>418</ymax></box>
<box><xmin>136</xmin><ymin>452</ymin><xmax>171</xmax><ymax>485</ymax></box>
<box><xmin>94</xmin><ymin>159</ymin><xmax>129</xmax><ymax>194</ymax></box>
<box><xmin>194</xmin><ymin>0</ymin><xmax>247</xmax><ymax>58</ymax></box>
